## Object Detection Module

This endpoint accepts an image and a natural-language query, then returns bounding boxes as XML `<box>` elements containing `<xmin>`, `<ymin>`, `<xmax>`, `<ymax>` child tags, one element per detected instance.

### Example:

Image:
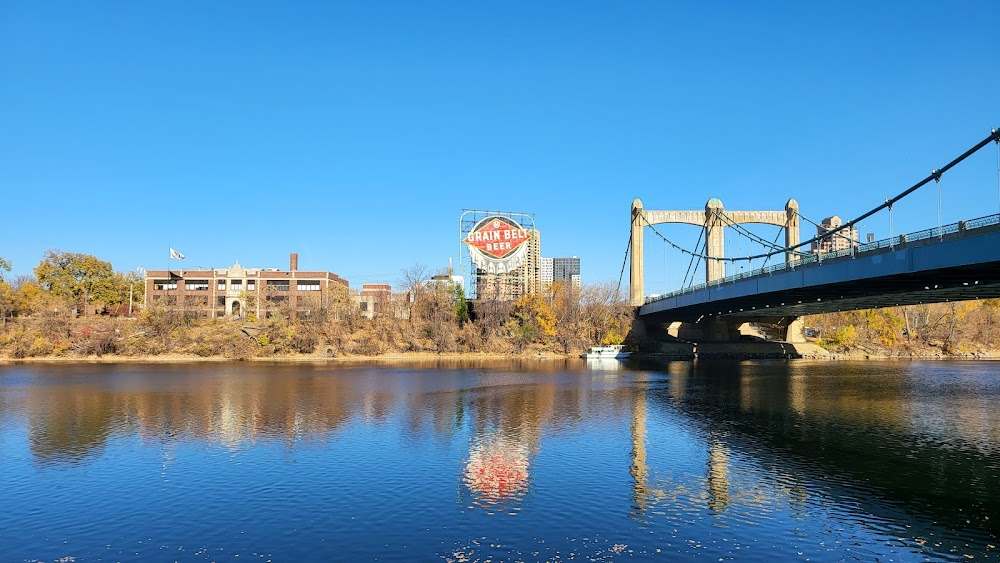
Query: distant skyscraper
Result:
<box><xmin>811</xmin><ymin>216</ymin><xmax>858</xmax><ymax>254</ymax></box>
<box><xmin>551</xmin><ymin>257</ymin><xmax>581</xmax><ymax>289</ymax></box>
<box><xmin>540</xmin><ymin>257</ymin><xmax>554</xmax><ymax>289</ymax></box>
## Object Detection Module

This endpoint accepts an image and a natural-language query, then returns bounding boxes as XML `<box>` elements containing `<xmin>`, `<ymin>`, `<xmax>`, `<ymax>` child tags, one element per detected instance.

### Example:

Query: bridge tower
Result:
<box><xmin>630</xmin><ymin>198</ymin><xmax>800</xmax><ymax>307</ymax></box>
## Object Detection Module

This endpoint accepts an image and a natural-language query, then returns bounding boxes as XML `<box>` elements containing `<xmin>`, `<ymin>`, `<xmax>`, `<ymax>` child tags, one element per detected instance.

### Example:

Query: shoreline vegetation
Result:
<box><xmin>2</xmin><ymin>252</ymin><xmax>999</xmax><ymax>362</ymax></box>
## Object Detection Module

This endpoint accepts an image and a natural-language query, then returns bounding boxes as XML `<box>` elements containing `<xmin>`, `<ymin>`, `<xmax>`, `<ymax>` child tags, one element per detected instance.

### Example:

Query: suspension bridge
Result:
<box><xmin>627</xmin><ymin>129</ymin><xmax>1000</xmax><ymax>342</ymax></box>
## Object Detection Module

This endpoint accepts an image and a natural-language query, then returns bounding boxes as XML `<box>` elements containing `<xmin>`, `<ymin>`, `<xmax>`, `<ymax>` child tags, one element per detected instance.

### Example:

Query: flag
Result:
<box><xmin>169</xmin><ymin>247</ymin><xmax>186</xmax><ymax>260</ymax></box>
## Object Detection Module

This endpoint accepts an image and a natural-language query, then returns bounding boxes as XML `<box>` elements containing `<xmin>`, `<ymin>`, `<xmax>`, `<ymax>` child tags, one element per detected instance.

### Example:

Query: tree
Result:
<box><xmin>400</xmin><ymin>263</ymin><xmax>428</xmax><ymax>324</ymax></box>
<box><xmin>34</xmin><ymin>250</ymin><xmax>116</xmax><ymax>314</ymax></box>
<box><xmin>508</xmin><ymin>293</ymin><xmax>557</xmax><ymax>347</ymax></box>
<box><xmin>580</xmin><ymin>282</ymin><xmax>633</xmax><ymax>346</ymax></box>
<box><xmin>549</xmin><ymin>281</ymin><xmax>583</xmax><ymax>353</ymax></box>
<box><xmin>12</xmin><ymin>276</ymin><xmax>72</xmax><ymax>318</ymax></box>
<box><xmin>453</xmin><ymin>283</ymin><xmax>470</xmax><ymax>326</ymax></box>
<box><xmin>0</xmin><ymin>257</ymin><xmax>10</xmax><ymax>324</ymax></box>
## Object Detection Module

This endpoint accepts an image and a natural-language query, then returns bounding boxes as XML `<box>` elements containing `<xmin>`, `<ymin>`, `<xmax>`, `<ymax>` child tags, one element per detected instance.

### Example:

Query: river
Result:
<box><xmin>1</xmin><ymin>359</ymin><xmax>997</xmax><ymax>561</ymax></box>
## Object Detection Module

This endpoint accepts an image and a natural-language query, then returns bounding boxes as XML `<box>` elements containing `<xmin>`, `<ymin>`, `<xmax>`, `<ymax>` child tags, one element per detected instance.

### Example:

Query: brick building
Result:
<box><xmin>145</xmin><ymin>253</ymin><xmax>349</xmax><ymax>319</ymax></box>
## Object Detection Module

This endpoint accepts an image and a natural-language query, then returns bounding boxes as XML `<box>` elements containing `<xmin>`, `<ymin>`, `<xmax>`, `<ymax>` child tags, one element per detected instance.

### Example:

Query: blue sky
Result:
<box><xmin>2</xmin><ymin>1</ymin><xmax>997</xmax><ymax>293</ymax></box>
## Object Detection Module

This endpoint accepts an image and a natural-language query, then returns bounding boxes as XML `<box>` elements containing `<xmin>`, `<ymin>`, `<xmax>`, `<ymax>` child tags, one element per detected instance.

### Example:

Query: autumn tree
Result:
<box><xmin>34</xmin><ymin>250</ymin><xmax>117</xmax><ymax>315</ymax></box>
<box><xmin>580</xmin><ymin>282</ymin><xmax>633</xmax><ymax>345</ymax></box>
<box><xmin>549</xmin><ymin>280</ymin><xmax>583</xmax><ymax>353</ymax></box>
<box><xmin>508</xmin><ymin>293</ymin><xmax>557</xmax><ymax>348</ymax></box>
<box><xmin>0</xmin><ymin>257</ymin><xmax>10</xmax><ymax>324</ymax></box>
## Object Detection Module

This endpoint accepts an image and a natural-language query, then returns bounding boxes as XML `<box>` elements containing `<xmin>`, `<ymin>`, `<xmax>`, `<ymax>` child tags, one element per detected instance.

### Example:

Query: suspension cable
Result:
<box><xmin>935</xmin><ymin>169</ymin><xmax>942</xmax><ymax>239</ymax></box>
<box><xmin>615</xmin><ymin>232</ymin><xmax>631</xmax><ymax>299</ymax></box>
<box><xmin>759</xmin><ymin>226</ymin><xmax>785</xmax><ymax>269</ymax></box>
<box><xmin>995</xmin><ymin>128</ymin><xmax>999</xmax><ymax>214</ymax></box>
<box><xmin>715</xmin><ymin>129</ymin><xmax>1000</xmax><ymax>262</ymax></box>
<box><xmin>714</xmin><ymin>209</ymin><xmax>810</xmax><ymax>256</ymax></box>
<box><xmin>634</xmin><ymin>130</ymin><xmax>1000</xmax><ymax>269</ymax></box>
<box><xmin>615</xmin><ymin>232</ymin><xmax>632</xmax><ymax>296</ymax></box>
<box><xmin>680</xmin><ymin>220</ymin><xmax>705</xmax><ymax>286</ymax></box>
<box><xmin>685</xmin><ymin>236</ymin><xmax>707</xmax><ymax>289</ymax></box>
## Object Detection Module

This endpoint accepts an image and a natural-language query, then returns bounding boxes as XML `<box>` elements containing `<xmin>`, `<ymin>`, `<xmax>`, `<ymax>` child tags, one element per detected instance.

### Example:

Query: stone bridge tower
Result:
<box><xmin>630</xmin><ymin>198</ymin><xmax>800</xmax><ymax>306</ymax></box>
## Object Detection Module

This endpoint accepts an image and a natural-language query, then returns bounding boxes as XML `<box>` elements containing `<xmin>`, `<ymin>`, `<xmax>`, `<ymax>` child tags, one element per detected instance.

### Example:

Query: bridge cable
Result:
<box><xmin>615</xmin><ymin>231</ymin><xmax>631</xmax><ymax>299</ymax></box>
<box><xmin>639</xmin><ymin>209</ymin><xmax>752</xmax><ymax>265</ymax></box>
<box><xmin>995</xmin><ymin>128</ymin><xmax>999</xmax><ymax>214</ymax></box>
<box><xmin>641</xmin><ymin>130</ymin><xmax>1000</xmax><ymax>267</ymax></box>
<box><xmin>714</xmin><ymin>209</ymin><xmax>810</xmax><ymax>257</ymax></box>
<box><xmin>936</xmin><ymin>168</ymin><xmax>943</xmax><ymax>240</ymax></box>
<box><xmin>686</xmin><ymin>236</ymin><xmax>708</xmax><ymax>290</ymax></box>
<box><xmin>643</xmin><ymin>129</ymin><xmax>1000</xmax><ymax>302</ymax></box>
<box><xmin>662</xmin><ymin>235</ymin><xmax>668</xmax><ymax>294</ymax></box>
<box><xmin>640</xmin><ymin>131</ymin><xmax>1000</xmax><ymax>267</ymax></box>
<box><xmin>636</xmin><ymin>209</ymin><xmax>720</xmax><ymax>262</ymax></box>
<box><xmin>758</xmin><ymin>226</ymin><xmax>785</xmax><ymax>269</ymax></box>
<box><xmin>681</xmin><ymin>221</ymin><xmax>705</xmax><ymax>288</ymax></box>
<box><xmin>714</xmin><ymin>209</ymin><xmax>785</xmax><ymax>253</ymax></box>
<box><xmin>709</xmin><ymin>129</ymin><xmax>1000</xmax><ymax>263</ymax></box>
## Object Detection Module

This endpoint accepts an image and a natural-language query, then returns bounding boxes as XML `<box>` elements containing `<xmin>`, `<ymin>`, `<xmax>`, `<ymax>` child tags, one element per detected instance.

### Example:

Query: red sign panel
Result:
<box><xmin>464</xmin><ymin>216</ymin><xmax>531</xmax><ymax>260</ymax></box>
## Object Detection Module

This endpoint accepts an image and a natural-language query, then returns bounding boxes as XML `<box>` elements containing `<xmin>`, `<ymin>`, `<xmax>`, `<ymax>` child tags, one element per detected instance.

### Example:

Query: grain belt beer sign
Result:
<box><xmin>464</xmin><ymin>215</ymin><xmax>532</xmax><ymax>274</ymax></box>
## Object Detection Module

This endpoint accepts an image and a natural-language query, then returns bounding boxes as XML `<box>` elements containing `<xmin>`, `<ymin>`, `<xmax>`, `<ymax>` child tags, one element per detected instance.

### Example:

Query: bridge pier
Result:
<box><xmin>641</xmin><ymin>316</ymin><xmax>804</xmax><ymax>343</ymax></box>
<box><xmin>783</xmin><ymin>318</ymin><xmax>806</xmax><ymax>343</ymax></box>
<box><xmin>658</xmin><ymin>318</ymin><xmax>751</xmax><ymax>342</ymax></box>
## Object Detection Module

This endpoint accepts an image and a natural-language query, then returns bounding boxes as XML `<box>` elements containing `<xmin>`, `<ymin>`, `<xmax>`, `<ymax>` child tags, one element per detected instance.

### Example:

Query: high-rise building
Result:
<box><xmin>476</xmin><ymin>229</ymin><xmax>541</xmax><ymax>301</ymax></box>
<box><xmin>551</xmin><ymin>257</ymin><xmax>581</xmax><ymax>289</ymax></box>
<box><xmin>811</xmin><ymin>216</ymin><xmax>858</xmax><ymax>254</ymax></box>
<box><xmin>540</xmin><ymin>257</ymin><xmax>554</xmax><ymax>289</ymax></box>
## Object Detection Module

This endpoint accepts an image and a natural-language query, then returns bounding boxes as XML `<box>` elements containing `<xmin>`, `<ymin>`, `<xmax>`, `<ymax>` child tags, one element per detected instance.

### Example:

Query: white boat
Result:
<box><xmin>581</xmin><ymin>345</ymin><xmax>632</xmax><ymax>359</ymax></box>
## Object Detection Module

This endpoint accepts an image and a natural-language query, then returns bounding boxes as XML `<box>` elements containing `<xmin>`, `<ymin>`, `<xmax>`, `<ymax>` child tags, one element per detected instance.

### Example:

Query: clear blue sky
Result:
<box><xmin>2</xmin><ymin>1</ymin><xmax>998</xmax><ymax>293</ymax></box>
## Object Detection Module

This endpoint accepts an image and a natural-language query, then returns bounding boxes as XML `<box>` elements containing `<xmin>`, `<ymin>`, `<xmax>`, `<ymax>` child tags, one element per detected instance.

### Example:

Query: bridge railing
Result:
<box><xmin>645</xmin><ymin>212</ymin><xmax>1000</xmax><ymax>305</ymax></box>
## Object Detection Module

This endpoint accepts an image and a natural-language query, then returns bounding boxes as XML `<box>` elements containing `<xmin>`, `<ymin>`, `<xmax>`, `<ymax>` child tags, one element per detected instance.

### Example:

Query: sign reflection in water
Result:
<box><xmin>0</xmin><ymin>360</ymin><xmax>998</xmax><ymax>561</ymax></box>
<box><xmin>464</xmin><ymin>432</ymin><xmax>530</xmax><ymax>507</ymax></box>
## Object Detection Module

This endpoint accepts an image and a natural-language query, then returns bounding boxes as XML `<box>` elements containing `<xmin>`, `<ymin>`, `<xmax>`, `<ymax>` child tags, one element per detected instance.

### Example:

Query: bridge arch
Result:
<box><xmin>630</xmin><ymin>198</ymin><xmax>800</xmax><ymax>306</ymax></box>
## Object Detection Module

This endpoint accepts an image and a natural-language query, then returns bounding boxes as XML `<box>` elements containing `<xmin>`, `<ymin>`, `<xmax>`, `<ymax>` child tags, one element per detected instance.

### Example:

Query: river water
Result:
<box><xmin>0</xmin><ymin>359</ymin><xmax>997</xmax><ymax>562</ymax></box>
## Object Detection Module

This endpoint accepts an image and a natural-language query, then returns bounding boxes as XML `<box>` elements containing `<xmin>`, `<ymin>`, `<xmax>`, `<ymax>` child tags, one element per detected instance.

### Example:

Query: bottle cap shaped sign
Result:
<box><xmin>463</xmin><ymin>216</ymin><xmax>533</xmax><ymax>274</ymax></box>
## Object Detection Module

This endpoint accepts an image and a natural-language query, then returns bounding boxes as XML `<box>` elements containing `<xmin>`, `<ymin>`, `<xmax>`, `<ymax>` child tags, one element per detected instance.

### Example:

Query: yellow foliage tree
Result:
<box><xmin>510</xmin><ymin>294</ymin><xmax>557</xmax><ymax>344</ymax></box>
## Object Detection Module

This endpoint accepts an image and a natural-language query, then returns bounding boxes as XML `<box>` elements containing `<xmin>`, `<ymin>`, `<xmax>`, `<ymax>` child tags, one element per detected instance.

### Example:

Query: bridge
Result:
<box><xmin>629</xmin><ymin>129</ymin><xmax>1000</xmax><ymax>342</ymax></box>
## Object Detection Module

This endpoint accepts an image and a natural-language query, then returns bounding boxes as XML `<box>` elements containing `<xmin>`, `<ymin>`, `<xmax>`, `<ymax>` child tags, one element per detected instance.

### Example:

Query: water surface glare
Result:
<box><xmin>1</xmin><ymin>360</ymin><xmax>998</xmax><ymax>561</ymax></box>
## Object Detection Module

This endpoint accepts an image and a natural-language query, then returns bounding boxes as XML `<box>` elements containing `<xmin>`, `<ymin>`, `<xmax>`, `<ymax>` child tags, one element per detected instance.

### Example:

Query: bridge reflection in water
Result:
<box><xmin>0</xmin><ymin>360</ymin><xmax>997</xmax><ymax>560</ymax></box>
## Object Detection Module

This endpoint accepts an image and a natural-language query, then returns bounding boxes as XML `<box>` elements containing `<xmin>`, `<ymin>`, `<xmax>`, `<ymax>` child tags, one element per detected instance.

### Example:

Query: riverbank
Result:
<box><xmin>5</xmin><ymin>343</ymin><xmax>997</xmax><ymax>363</ymax></box>
<box><xmin>0</xmin><ymin>351</ymin><xmax>579</xmax><ymax>365</ymax></box>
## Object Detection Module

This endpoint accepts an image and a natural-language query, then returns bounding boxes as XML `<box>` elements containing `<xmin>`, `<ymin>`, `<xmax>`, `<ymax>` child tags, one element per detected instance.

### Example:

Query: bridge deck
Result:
<box><xmin>639</xmin><ymin>218</ymin><xmax>1000</xmax><ymax>321</ymax></box>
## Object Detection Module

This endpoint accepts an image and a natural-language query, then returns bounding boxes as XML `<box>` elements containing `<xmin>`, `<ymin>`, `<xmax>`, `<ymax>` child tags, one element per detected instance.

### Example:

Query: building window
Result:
<box><xmin>218</xmin><ymin>280</ymin><xmax>227</xmax><ymax>291</ymax></box>
<box><xmin>247</xmin><ymin>281</ymin><xmax>256</xmax><ymax>291</ymax></box>
<box><xmin>217</xmin><ymin>296</ymin><xmax>226</xmax><ymax>306</ymax></box>
<box><xmin>153</xmin><ymin>280</ymin><xmax>177</xmax><ymax>291</ymax></box>
<box><xmin>185</xmin><ymin>280</ymin><xmax>209</xmax><ymax>291</ymax></box>
<box><xmin>231</xmin><ymin>280</ymin><xmax>243</xmax><ymax>292</ymax></box>
<box><xmin>267</xmin><ymin>280</ymin><xmax>289</xmax><ymax>291</ymax></box>
<box><xmin>297</xmin><ymin>280</ymin><xmax>321</xmax><ymax>291</ymax></box>
<box><xmin>267</xmin><ymin>295</ymin><xmax>288</xmax><ymax>303</ymax></box>
<box><xmin>360</xmin><ymin>302</ymin><xmax>368</xmax><ymax>312</ymax></box>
